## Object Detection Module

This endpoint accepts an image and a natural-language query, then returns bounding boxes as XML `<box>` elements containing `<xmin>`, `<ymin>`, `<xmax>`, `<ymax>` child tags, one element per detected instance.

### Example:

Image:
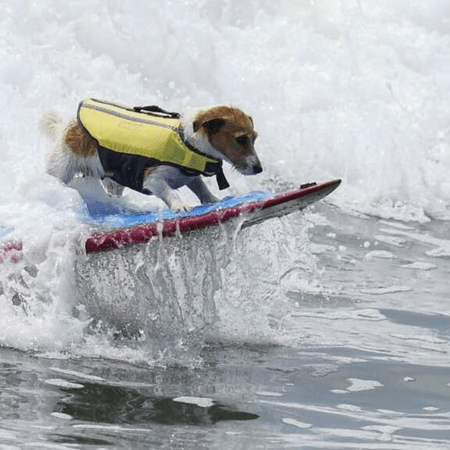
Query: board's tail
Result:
<box><xmin>39</xmin><ymin>111</ymin><xmax>63</xmax><ymax>140</ymax></box>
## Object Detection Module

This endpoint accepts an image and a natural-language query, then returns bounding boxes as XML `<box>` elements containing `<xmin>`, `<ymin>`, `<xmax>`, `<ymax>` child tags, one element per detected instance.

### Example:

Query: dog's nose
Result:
<box><xmin>253</xmin><ymin>164</ymin><xmax>263</xmax><ymax>174</ymax></box>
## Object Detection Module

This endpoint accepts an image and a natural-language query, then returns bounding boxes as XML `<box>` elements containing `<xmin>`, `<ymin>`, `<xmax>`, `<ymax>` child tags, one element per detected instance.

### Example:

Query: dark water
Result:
<box><xmin>1</xmin><ymin>343</ymin><xmax>450</xmax><ymax>449</ymax></box>
<box><xmin>1</xmin><ymin>204</ymin><xmax>450</xmax><ymax>449</ymax></box>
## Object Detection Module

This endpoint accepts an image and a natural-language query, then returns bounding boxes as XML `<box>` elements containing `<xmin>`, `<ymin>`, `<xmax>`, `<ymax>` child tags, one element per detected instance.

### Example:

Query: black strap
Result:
<box><xmin>215</xmin><ymin>165</ymin><xmax>230</xmax><ymax>190</ymax></box>
<box><xmin>133</xmin><ymin>105</ymin><xmax>180</xmax><ymax>119</ymax></box>
<box><xmin>183</xmin><ymin>161</ymin><xmax>230</xmax><ymax>190</ymax></box>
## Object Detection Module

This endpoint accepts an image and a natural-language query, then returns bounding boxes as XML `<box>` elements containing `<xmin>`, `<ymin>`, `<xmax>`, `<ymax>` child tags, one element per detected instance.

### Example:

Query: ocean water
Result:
<box><xmin>1</xmin><ymin>1</ymin><xmax>450</xmax><ymax>448</ymax></box>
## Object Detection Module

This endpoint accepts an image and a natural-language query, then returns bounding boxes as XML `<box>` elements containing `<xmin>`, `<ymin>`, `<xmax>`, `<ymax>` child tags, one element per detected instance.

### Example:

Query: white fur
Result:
<box><xmin>181</xmin><ymin>108</ymin><xmax>226</xmax><ymax>161</ymax></box>
<box><xmin>43</xmin><ymin>117</ymin><xmax>105</xmax><ymax>185</ymax></box>
<box><xmin>240</xmin><ymin>154</ymin><xmax>261</xmax><ymax>175</ymax></box>
<box><xmin>39</xmin><ymin>111</ymin><xmax>64</xmax><ymax>140</ymax></box>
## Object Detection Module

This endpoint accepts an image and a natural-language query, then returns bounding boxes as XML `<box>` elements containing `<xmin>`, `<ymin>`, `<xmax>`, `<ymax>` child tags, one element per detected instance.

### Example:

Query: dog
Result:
<box><xmin>40</xmin><ymin>99</ymin><xmax>262</xmax><ymax>211</ymax></box>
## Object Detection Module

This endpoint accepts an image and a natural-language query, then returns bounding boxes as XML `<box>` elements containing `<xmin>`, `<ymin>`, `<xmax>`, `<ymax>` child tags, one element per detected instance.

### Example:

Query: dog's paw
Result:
<box><xmin>171</xmin><ymin>202</ymin><xmax>192</xmax><ymax>213</ymax></box>
<box><xmin>202</xmin><ymin>194</ymin><xmax>220</xmax><ymax>204</ymax></box>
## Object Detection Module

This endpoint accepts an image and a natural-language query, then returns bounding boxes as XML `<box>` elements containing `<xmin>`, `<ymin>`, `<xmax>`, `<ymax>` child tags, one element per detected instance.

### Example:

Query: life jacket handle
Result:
<box><xmin>133</xmin><ymin>105</ymin><xmax>180</xmax><ymax>119</ymax></box>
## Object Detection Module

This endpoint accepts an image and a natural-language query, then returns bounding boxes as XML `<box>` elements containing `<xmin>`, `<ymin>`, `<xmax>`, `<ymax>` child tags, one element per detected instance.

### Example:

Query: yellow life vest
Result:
<box><xmin>77</xmin><ymin>99</ymin><xmax>229</xmax><ymax>193</ymax></box>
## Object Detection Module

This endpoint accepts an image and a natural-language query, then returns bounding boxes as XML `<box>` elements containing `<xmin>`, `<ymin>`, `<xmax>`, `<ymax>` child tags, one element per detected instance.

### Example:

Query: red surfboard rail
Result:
<box><xmin>84</xmin><ymin>179</ymin><xmax>341</xmax><ymax>254</ymax></box>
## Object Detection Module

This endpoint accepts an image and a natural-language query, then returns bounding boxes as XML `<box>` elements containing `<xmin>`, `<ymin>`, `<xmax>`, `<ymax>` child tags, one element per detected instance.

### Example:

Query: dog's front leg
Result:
<box><xmin>144</xmin><ymin>171</ymin><xmax>191</xmax><ymax>212</ymax></box>
<box><xmin>187</xmin><ymin>177</ymin><xmax>219</xmax><ymax>204</ymax></box>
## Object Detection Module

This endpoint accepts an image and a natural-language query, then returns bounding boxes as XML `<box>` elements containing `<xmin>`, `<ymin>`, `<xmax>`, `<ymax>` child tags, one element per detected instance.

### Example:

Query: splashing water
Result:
<box><xmin>0</xmin><ymin>0</ymin><xmax>450</xmax><ymax>360</ymax></box>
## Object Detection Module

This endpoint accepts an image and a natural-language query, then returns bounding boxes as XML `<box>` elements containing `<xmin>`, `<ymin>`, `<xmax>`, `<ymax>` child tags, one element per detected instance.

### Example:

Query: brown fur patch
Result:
<box><xmin>194</xmin><ymin>106</ymin><xmax>257</xmax><ymax>140</ymax></box>
<box><xmin>64</xmin><ymin>122</ymin><xmax>97</xmax><ymax>157</ymax></box>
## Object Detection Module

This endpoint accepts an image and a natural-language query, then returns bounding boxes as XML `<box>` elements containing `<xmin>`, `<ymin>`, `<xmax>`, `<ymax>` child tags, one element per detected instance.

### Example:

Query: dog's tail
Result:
<box><xmin>40</xmin><ymin>111</ymin><xmax>63</xmax><ymax>141</ymax></box>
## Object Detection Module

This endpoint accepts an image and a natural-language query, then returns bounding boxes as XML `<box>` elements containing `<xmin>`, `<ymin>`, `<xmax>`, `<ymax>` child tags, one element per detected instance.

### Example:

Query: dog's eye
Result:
<box><xmin>235</xmin><ymin>136</ymin><xmax>249</xmax><ymax>146</ymax></box>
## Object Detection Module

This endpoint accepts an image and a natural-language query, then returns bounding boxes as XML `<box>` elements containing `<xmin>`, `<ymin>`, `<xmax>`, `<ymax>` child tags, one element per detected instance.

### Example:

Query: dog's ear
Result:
<box><xmin>193</xmin><ymin>118</ymin><xmax>226</xmax><ymax>134</ymax></box>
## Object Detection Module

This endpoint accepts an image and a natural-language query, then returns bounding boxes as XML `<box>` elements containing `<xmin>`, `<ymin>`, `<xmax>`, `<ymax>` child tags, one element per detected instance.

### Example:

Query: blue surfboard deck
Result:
<box><xmin>84</xmin><ymin>190</ymin><xmax>272</xmax><ymax>231</ymax></box>
<box><xmin>85</xmin><ymin>180</ymin><xmax>341</xmax><ymax>253</ymax></box>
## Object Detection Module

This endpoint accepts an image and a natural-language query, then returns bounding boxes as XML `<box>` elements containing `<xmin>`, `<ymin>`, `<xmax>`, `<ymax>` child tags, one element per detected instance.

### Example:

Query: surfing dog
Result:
<box><xmin>40</xmin><ymin>100</ymin><xmax>262</xmax><ymax>211</ymax></box>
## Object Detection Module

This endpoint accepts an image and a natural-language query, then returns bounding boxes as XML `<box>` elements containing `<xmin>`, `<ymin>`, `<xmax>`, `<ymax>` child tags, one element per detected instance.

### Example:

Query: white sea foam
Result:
<box><xmin>0</xmin><ymin>0</ymin><xmax>450</xmax><ymax>357</ymax></box>
<box><xmin>331</xmin><ymin>378</ymin><xmax>384</xmax><ymax>394</ymax></box>
<box><xmin>173</xmin><ymin>396</ymin><xmax>215</xmax><ymax>408</ymax></box>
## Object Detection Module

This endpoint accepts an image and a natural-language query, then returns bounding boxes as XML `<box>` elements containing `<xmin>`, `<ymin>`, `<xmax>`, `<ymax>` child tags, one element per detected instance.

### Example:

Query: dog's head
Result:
<box><xmin>193</xmin><ymin>106</ymin><xmax>262</xmax><ymax>176</ymax></box>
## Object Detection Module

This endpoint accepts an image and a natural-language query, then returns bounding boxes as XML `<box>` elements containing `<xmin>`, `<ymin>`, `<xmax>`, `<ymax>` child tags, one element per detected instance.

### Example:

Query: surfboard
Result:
<box><xmin>85</xmin><ymin>179</ymin><xmax>341</xmax><ymax>254</ymax></box>
<box><xmin>0</xmin><ymin>180</ymin><xmax>341</xmax><ymax>260</ymax></box>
